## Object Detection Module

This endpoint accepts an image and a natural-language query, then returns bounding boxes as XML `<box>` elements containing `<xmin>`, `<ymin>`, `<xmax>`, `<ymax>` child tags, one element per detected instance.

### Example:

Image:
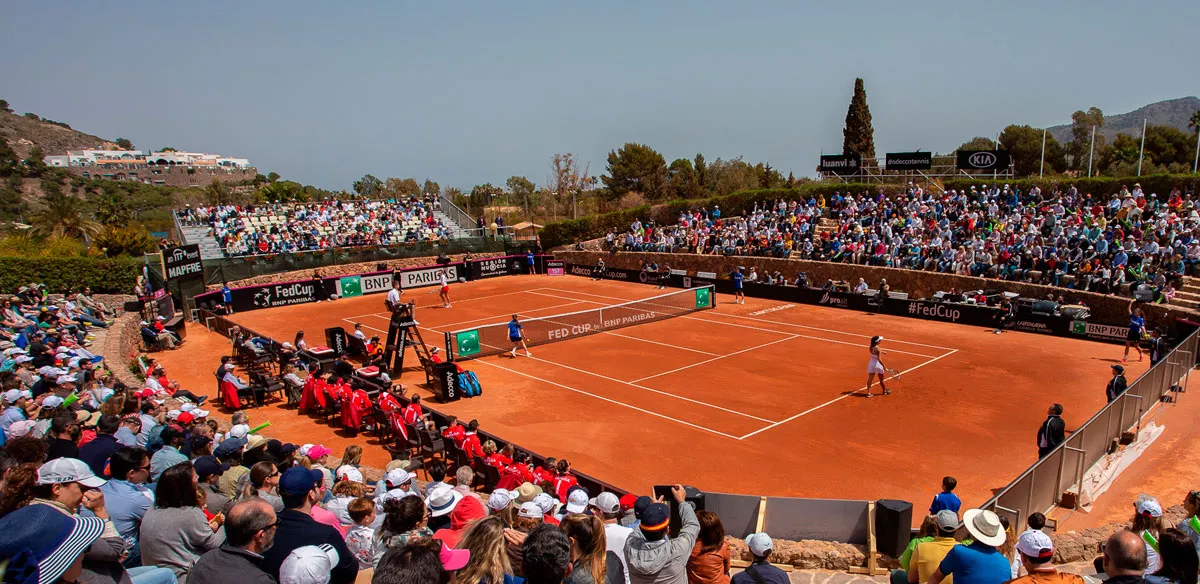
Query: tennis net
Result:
<box><xmin>445</xmin><ymin>285</ymin><xmax>716</xmax><ymax>360</ymax></box>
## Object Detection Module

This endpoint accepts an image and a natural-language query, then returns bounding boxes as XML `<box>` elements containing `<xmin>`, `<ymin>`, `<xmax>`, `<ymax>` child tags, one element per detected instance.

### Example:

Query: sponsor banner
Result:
<box><xmin>819</xmin><ymin>154</ymin><xmax>862</xmax><ymax>174</ymax></box>
<box><xmin>696</xmin><ymin>271</ymin><xmax>717</xmax><ymax>279</ymax></box>
<box><xmin>161</xmin><ymin>244</ymin><xmax>204</xmax><ymax>281</ymax></box>
<box><xmin>466</xmin><ymin>256</ymin><xmax>524</xmax><ymax>280</ymax></box>
<box><xmin>885</xmin><ymin>151</ymin><xmax>932</xmax><ymax>171</ymax></box>
<box><xmin>546</xmin><ymin>260</ymin><xmax>565</xmax><ymax>276</ymax></box>
<box><xmin>360</xmin><ymin>272</ymin><xmax>394</xmax><ymax>295</ymax></box>
<box><xmin>398</xmin><ymin>264</ymin><xmax>462</xmax><ymax>289</ymax></box>
<box><xmin>1071</xmin><ymin>321</ymin><xmax>1131</xmax><ymax>344</ymax></box>
<box><xmin>956</xmin><ymin>150</ymin><xmax>1012</xmax><ymax>171</ymax></box>
<box><xmin>1010</xmin><ymin>319</ymin><xmax>1054</xmax><ymax>335</ymax></box>
<box><xmin>567</xmin><ymin>263</ymin><xmax>631</xmax><ymax>281</ymax></box>
<box><xmin>899</xmin><ymin>300</ymin><xmax>964</xmax><ymax>323</ymax></box>
<box><xmin>338</xmin><ymin>276</ymin><xmax>363</xmax><ymax>298</ymax></box>
<box><xmin>195</xmin><ymin>277</ymin><xmax>336</xmax><ymax>313</ymax></box>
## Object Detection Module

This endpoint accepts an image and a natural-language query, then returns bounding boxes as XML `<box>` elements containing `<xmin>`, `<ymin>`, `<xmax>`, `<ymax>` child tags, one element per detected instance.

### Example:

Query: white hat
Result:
<box><xmin>166</xmin><ymin>409</ymin><xmax>181</xmax><ymax>420</ymax></box>
<box><xmin>140</xmin><ymin>321</ymin><xmax>149</xmax><ymax>326</ymax></box>
<box><xmin>590</xmin><ymin>492</ymin><xmax>620</xmax><ymax>515</ymax></box>
<box><xmin>229</xmin><ymin>424</ymin><xmax>250</xmax><ymax>439</ymax></box>
<box><xmin>56</xmin><ymin>375</ymin><xmax>76</xmax><ymax>385</ymax></box>
<box><xmin>192</xmin><ymin>409</ymin><xmax>210</xmax><ymax>419</ymax></box>
<box><xmin>3</xmin><ymin>389</ymin><xmax>23</xmax><ymax>403</ymax></box>
<box><xmin>384</xmin><ymin>469</ymin><xmax>415</xmax><ymax>488</ymax></box>
<box><xmin>14</xmin><ymin>355</ymin><xmax>32</xmax><ymax>364</ymax></box>
<box><xmin>564</xmin><ymin>488</ymin><xmax>588</xmax><ymax>514</ymax></box>
<box><xmin>425</xmin><ymin>484</ymin><xmax>463</xmax><ymax>518</ymax></box>
<box><xmin>298</xmin><ymin>443</ymin><xmax>313</xmax><ymax>457</ymax></box>
<box><xmin>1135</xmin><ymin>495</ymin><xmax>1163</xmax><ymax>518</ymax></box>
<box><xmin>335</xmin><ymin>465</ymin><xmax>363</xmax><ymax>483</ymax></box>
<box><xmin>533</xmin><ymin>493</ymin><xmax>558</xmax><ymax>515</ymax></box>
<box><xmin>38</xmin><ymin>458</ymin><xmax>107</xmax><ymax>488</ymax></box>
<box><xmin>180</xmin><ymin>403</ymin><xmax>196</xmax><ymax>412</ymax></box>
<box><xmin>280</xmin><ymin>543</ymin><xmax>339</xmax><ymax>584</ymax></box>
<box><xmin>1015</xmin><ymin>530</ymin><xmax>1053</xmax><ymax>560</ymax></box>
<box><xmin>487</xmin><ymin>489</ymin><xmax>514</xmax><ymax>512</ymax></box>
<box><xmin>746</xmin><ymin>533</ymin><xmax>774</xmax><ymax>556</ymax></box>
<box><xmin>67</xmin><ymin>358</ymin><xmax>81</xmax><ymax>369</ymax></box>
<box><xmin>42</xmin><ymin>395</ymin><xmax>65</xmax><ymax>409</ymax></box>
<box><xmin>518</xmin><ymin>501</ymin><xmax>543</xmax><ymax>519</ymax></box>
<box><xmin>962</xmin><ymin>509</ymin><xmax>1007</xmax><ymax>547</ymax></box>
<box><xmin>8</xmin><ymin>420</ymin><xmax>37</xmax><ymax>438</ymax></box>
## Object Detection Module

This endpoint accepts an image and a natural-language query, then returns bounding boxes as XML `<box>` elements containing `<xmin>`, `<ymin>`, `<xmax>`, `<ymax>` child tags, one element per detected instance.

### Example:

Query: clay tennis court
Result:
<box><xmin>223</xmin><ymin>274</ymin><xmax>1146</xmax><ymax>510</ymax></box>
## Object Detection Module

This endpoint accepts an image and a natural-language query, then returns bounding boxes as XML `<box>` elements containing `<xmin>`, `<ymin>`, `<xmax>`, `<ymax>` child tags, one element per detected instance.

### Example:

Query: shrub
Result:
<box><xmin>0</xmin><ymin>256</ymin><xmax>141</xmax><ymax>293</ymax></box>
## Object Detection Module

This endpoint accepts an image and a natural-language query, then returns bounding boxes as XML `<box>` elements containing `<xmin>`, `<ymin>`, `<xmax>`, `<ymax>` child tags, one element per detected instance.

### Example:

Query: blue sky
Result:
<box><xmin>2</xmin><ymin>1</ymin><xmax>1197</xmax><ymax>191</ymax></box>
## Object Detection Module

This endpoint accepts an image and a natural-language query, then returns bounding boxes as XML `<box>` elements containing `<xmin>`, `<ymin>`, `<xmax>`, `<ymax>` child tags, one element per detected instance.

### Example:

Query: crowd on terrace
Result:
<box><xmin>179</xmin><ymin>195</ymin><xmax>452</xmax><ymax>257</ymax></box>
<box><xmin>1</xmin><ymin>278</ymin><xmax>1200</xmax><ymax>584</ymax></box>
<box><xmin>608</xmin><ymin>183</ymin><xmax>1200</xmax><ymax>301</ymax></box>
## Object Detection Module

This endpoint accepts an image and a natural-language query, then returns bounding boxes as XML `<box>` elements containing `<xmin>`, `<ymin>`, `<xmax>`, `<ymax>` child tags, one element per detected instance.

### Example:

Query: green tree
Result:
<box><xmin>352</xmin><ymin>174</ymin><xmax>383</xmax><ymax>197</ymax></box>
<box><xmin>94</xmin><ymin>189</ymin><xmax>132</xmax><ymax>227</ymax></box>
<box><xmin>23</xmin><ymin>113</ymin><xmax>38</xmax><ymax>121</ymax></box>
<box><xmin>753</xmin><ymin>162</ymin><xmax>784</xmax><ymax>188</ymax></box>
<box><xmin>1189</xmin><ymin>110</ymin><xmax>1200</xmax><ymax>134</ymax></box>
<box><xmin>114</xmin><ymin>138</ymin><xmax>134</xmax><ymax>150</ymax></box>
<box><xmin>33</xmin><ymin>191</ymin><xmax>100</xmax><ymax>241</ymax></box>
<box><xmin>1066</xmin><ymin>107</ymin><xmax>1104</xmax><ymax>170</ymax></box>
<box><xmin>506</xmin><ymin>175</ymin><xmax>535</xmax><ymax>216</ymax></box>
<box><xmin>469</xmin><ymin>183</ymin><xmax>502</xmax><ymax>214</ymax></box>
<box><xmin>706</xmin><ymin>157</ymin><xmax>759</xmax><ymax>196</ymax></box>
<box><xmin>23</xmin><ymin>146</ymin><xmax>46</xmax><ymax>177</ymax></box>
<box><xmin>958</xmin><ymin>137</ymin><xmax>998</xmax><ymax>151</ymax></box>
<box><xmin>422</xmin><ymin>179</ymin><xmax>441</xmax><ymax>196</ymax></box>
<box><xmin>444</xmin><ymin>187</ymin><xmax>467</xmax><ymax>211</ymax></box>
<box><xmin>694</xmin><ymin>153</ymin><xmax>708</xmax><ymax>193</ymax></box>
<box><xmin>667</xmin><ymin>158</ymin><xmax>700</xmax><ymax>200</ymax></box>
<box><xmin>158</xmin><ymin>146</ymin><xmax>177</xmax><ymax>152</ymax></box>
<box><xmin>998</xmin><ymin>125</ymin><xmax>1067</xmax><ymax>176</ymax></box>
<box><xmin>266</xmin><ymin>171</ymin><xmax>281</xmax><ymax>183</ymax></box>
<box><xmin>0</xmin><ymin>140</ymin><xmax>19</xmax><ymax>178</ymax></box>
<box><xmin>1098</xmin><ymin>134</ymin><xmax>1141</xmax><ymax>174</ymax></box>
<box><xmin>204</xmin><ymin>178</ymin><xmax>231</xmax><ymax>205</ymax></box>
<box><xmin>842</xmin><ymin>78</ymin><xmax>876</xmax><ymax>160</ymax></box>
<box><xmin>0</xmin><ymin>99</ymin><xmax>11</xmax><ymax>113</ymax></box>
<box><xmin>259</xmin><ymin>181</ymin><xmax>298</xmax><ymax>203</ymax></box>
<box><xmin>602</xmin><ymin>143</ymin><xmax>668</xmax><ymax>200</ymax></box>
<box><xmin>384</xmin><ymin>177</ymin><xmax>421</xmax><ymax>198</ymax></box>
<box><xmin>1142</xmin><ymin>124</ymin><xmax>1194</xmax><ymax>168</ymax></box>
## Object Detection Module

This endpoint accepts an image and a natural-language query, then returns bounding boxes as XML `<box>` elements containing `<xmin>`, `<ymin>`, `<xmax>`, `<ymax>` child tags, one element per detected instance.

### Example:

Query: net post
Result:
<box><xmin>444</xmin><ymin>331</ymin><xmax>453</xmax><ymax>360</ymax></box>
<box><xmin>709</xmin><ymin>284</ymin><xmax>717</xmax><ymax>307</ymax></box>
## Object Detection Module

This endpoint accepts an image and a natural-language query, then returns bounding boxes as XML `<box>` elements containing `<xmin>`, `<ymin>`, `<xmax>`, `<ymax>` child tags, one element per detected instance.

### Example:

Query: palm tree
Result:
<box><xmin>1189</xmin><ymin>110</ymin><xmax>1200</xmax><ymax>134</ymax></box>
<box><xmin>33</xmin><ymin>192</ymin><xmax>101</xmax><ymax>241</ymax></box>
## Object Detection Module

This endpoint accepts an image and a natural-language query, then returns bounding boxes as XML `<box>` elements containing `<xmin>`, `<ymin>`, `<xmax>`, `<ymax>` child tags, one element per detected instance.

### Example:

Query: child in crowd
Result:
<box><xmin>930</xmin><ymin>476</ymin><xmax>961</xmax><ymax>515</ymax></box>
<box><xmin>344</xmin><ymin>497</ymin><xmax>377</xmax><ymax>569</ymax></box>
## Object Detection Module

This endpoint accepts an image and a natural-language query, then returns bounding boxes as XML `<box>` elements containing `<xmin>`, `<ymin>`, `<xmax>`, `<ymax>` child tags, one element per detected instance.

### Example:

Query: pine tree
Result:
<box><xmin>842</xmin><ymin>78</ymin><xmax>876</xmax><ymax>161</ymax></box>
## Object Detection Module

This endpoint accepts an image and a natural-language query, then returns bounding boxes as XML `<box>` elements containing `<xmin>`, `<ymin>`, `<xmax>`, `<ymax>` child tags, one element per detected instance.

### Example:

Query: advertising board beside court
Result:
<box><xmin>360</xmin><ymin>271</ymin><xmax>395</xmax><ymax>295</ymax></box>
<box><xmin>546</xmin><ymin>260</ymin><xmax>565</xmax><ymax>276</ymax></box>
<box><xmin>399</xmin><ymin>264</ymin><xmax>462</xmax><ymax>289</ymax></box>
<box><xmin>466</xmin><ymin>256</ymin><xmax>524</xmax><ymax>280</ymax></box>
<box><xmin>161</xmin><ymin>244</ymin><xmax>204</xmax><ymax>281</ymax></box>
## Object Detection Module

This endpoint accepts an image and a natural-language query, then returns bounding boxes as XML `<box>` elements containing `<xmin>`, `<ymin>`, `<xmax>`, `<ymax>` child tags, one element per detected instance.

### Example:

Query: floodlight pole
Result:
<box><xmin>1137</xmin><ymin>119</ymin><xmax>1146</xmax><ymax>177</ymax></box>
<box><xmin>1088</xmin><ymin>126</ymin><xmax>1096</xmax><ymax>178</ymax></box>
<box><xmin>1040</xmin><ymin>128</ymin><xmax>1046</xmax><ymax>178</ymax></box>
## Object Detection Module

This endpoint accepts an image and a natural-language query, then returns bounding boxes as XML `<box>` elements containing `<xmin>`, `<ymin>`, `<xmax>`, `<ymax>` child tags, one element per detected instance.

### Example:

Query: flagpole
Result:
<box><xmin>1137</xmin><ymin>118</ymin><xmax>1146</xmax><ymax>176</ymax></box>
<box><xmin>1194</xmin><ymin>125</ymin><xmax>1199</xmax><ymax>173</ymax></box>
<box><xmin>1088</xmin><ymin>126</ymin><xmax>1095</xmax><ymax>177</ymax></box>
<box><xmin>1040</xmin><ymin>128</ymin><xmax>1046</xmax><ymax>178</ymax></box>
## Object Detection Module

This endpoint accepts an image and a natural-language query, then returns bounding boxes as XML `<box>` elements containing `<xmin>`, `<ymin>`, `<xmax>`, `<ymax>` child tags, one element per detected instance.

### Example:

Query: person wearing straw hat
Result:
<box><xmin>927</xmin><ymin>509</ymin><xmax>1012</xmax><ymax>584</ymax></box>
<box><xmin>0</xmin><ymin>503</ymin><xmax>106</xmax><ymax>584</ymax></box>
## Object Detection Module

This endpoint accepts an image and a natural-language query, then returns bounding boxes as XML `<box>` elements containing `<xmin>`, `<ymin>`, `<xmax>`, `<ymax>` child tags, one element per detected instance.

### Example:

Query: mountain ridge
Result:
<box><xmin>1046</xmin><ymin>96</ymin><xmax>1200</xmax><ymax>144</ymax></box>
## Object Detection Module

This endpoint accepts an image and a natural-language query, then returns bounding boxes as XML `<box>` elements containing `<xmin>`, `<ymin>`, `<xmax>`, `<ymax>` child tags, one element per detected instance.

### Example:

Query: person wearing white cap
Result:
<box><xmin>280</xmin><ymin>544</ymin><xmax>340</xmax><ymax>584</ymax></box>
<box><xmin>1132</xmin><ymin>495</ymin><xmax>1164</xmax><ymax>574</ymax></box>
<box><xmin>591</xmin><ymin>491</ymin><xmax>632</xmax><ymax>583</ymax></box>
<box><xmin>560</xmin><ymin>486</ymin><xmax>589</xmax><ymax>518</ymax></box>
<box><xmin>1</xmin><ymin>388</ymin><xmax>38</xmax><ymax>433</ymax></box>
<box><xmin>487</xmin><ymin>489</ymin><xmax>515</xmax><ymax>515</ymax></box>
<box><xmin>1007</xmin><ymin>530</ymin><xmax>1083</xmax><ymax>584</ymax></box>
<box><xmin>376</xmin><ymin>468</ymin><xmax>419</xmax><ymax>514</ymax></box>
<box><xmin>732</xmin><ymin>533</ymin><xmax>788</xmax><ymax>584</ymax></box>
<box><xmin>927</xmin><ymin>509</ymin><xmax>1012</xmax><ymax>584</ymax></box>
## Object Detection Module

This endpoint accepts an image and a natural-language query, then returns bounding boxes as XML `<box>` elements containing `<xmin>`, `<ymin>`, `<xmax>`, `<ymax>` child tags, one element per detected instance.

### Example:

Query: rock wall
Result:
<box><xmin>727</xmin><ymin>535</ymin><xmax>898</xmax><ymax>571</ymax></box>
<box><xmin>554</xmin><ymin>250</ymin><xmax>1198</xmax><ymax>330</ymax></box>
<box><xmin>1050</xmin><ymin>505</ymin><xmax>1188</xmax><ymax>564</ymax></box>
<box><xmin>207</xmin><ymin>252</ymin><xmax>506</xmax><ymax>291</ymax></box>
<box><xmin>102</xmin><ymin>312</ymin><xmax>144</xmax><ymax>388</ymax></box>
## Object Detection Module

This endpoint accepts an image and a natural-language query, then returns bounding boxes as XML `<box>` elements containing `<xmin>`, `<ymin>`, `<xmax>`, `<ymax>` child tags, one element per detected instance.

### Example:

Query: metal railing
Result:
<box><xmin>981</xmin><ymin>328</ymin><xmax>1200</xmax><ymax>526</ymax></box>
<box><xmin>438</xmin><ymin>194</ymin><xmax>476</xmax><ymax>233</ymax></box>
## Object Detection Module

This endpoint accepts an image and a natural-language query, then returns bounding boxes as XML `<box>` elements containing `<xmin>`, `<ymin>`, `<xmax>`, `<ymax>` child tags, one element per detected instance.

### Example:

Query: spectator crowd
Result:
<box><xmin>179</xmin><ymin>196</ymin><xmax>453</xmax><ymax>257</ymax></box>
<box><xmin>608</xmin><ymin>183</ymin><xmax>1200</xmax><ymax>302</ymax></box>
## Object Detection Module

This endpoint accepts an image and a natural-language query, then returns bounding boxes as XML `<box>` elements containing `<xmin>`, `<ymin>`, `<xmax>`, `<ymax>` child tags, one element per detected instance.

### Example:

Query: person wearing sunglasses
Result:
<box><xmin>101</xmin><ymin>447</ymin><xmax>156</xmax><ymax>567</ymax></box>
<box><xmin>190</xmin><ymin>498</ymin><xmax>279</xmax><ymax>584</ymax></box>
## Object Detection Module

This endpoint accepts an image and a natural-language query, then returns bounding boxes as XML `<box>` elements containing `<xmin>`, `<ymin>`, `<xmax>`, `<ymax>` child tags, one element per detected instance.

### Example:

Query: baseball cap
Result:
<box><xmin>564</xmin><ymin>487</ymin><xmax>589</xmax><ymax>514</ymax></box>
<box><xmin>439</xmin><ymin>542</ymin><xmax>470</xmax><ymax>571</ymax></box>
<box><xmin>228</xmin><ymin>424</ymin><xmax>250</xmax><ymax>439</ymax></box>
<box><xmin>8</xmin><ymin>420</ymin><xmax>37</xmax><ymax>438</ymax></box>
<box><xmin>214</xmin><ymin>436</ymin><xmax>248</xmax><ymax>459</ymax></box>
<box><xmin>487</xmin><ymin>489</ymin><xmax>514</xmax><ymax>512</ymax></box>
<box><xmin>280</xmin><ymin>544</ymin><xmax>339</xmax><ymax>584</ymax></box>
<box><xmin>1015</xmin><ymin>530</ymin><xmax>1054</xmax><ymax>560</ymax></box>
<box><xmin>180</xmin><ymin>403</ymin><xmax>196</xmax><ymax>412</ymax></box>
<box><xmin>620</xmin><ymin>493</ymin><xmax>638</xmax><ymax>513</ymax></box>
<box><xmin>746</xmin><ymin>532</ymin><xmax>774</xmax><ymax>556</ymax></box>
<box><xmin>3</xmin><ymin>389</ymin><xmax>24</xmax><ymax>403</ymax></box>
<box><xmin>177</xmin><ymin>412</ymin><xmax>196</xmax><ymax>425</ymax></box>
<box><xmin>633</xmin><ymin>496</ymin><xmax>653</xmax><ymax>519</ymax></box>
<box><xmin>1135</xmin><ymin>495</ymin><xmax>1163</xmax><ymax>518</ymax></box>
<box><xmin>306</xmin><ymin>444</ymin><xmax>333</xmax><ymax>460</ymax></box>
<box><xmin>518</xmin><ymin>501</ymin><xmax>543</xmax><ymax>519</ymax></box>
<box><xmin>192</xmin><ymin>409</ymin><xmax>210</xmax><ymax>419</ymax></box>
<box><xmin>640</xmin><ymin>503</ymin><xmax>670</xmax><ymax>532</ymax></box>
<box><xmin>0</xmin><ymin>504</ymin><xmax>106</xmax><ymax>584</ymax></box>
<box><xmin>384</xmin><ymin>469</ymin><xmax>415</xmax><ymax>488</ymax></box>
<box><xmin>335</xmin><ymin>465</ymin><xmax>363</xmax><ymax>484</ymax></box>
<box><xmin>278</xmin><ymin>467</ymin><xmax>324</xmax><ymax>496</ymax></box>
<box><xmin>935</xmin><ymin>510</ymin><xmax>960</xmax><ymax>532</ymax></box>
<box><xmin>194</xmin><ymin>456</ymin><xmax>230</xmax><ymax>480</ymax></box>
<box><xmin>55</xmin><ymin>375</ymin><xmax>76</xmax><ymax>386</ymax></box>
<box><xmin>166</xmin><ymin>409</ymin><xmax>180</xmax><ymax>420</ymax></box>
<box><xmin>37</xmin><ymin>458</ymin><xmax>107</xmax><ymax>488</ymax></box>
<box><xmin>41</xmin><ymin>396</ymin><xmax>65</xmax><ymax>409</ymax></box>
<box><xmin>590</xmin><ymin>492</ymin><xmax>620</xmax><ymax>515</ymax></box>
<box><xmin>533</xmin><ymin>493</ymin><xmax>558</xmax><ymax>515</ymax></box>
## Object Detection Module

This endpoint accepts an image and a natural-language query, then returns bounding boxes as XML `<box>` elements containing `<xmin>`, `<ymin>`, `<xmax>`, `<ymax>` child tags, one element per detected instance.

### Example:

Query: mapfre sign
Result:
<box><xmin>161</xmin><ymin>244</ymin><xmax>204</xmax><ymax>281</ymax></box>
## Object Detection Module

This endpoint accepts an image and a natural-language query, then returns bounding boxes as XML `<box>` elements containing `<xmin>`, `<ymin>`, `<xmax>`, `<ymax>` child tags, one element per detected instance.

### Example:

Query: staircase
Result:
<box><xmin>1173</xmin><ymin>276</ymin><xmax>1200</xmax><ymax>310</ymax></box>
<box><xmin>434</xmin><ymin>209</ymin><xmax>472</xmax><ymax>238</ymax></box>
<box><xmin>177</xmin><ymin>223</ymin><xmax>225</xmax><ymax>260</ymax></box>
<box><xmin>814</xmin><ymin>218</ymin><xmax>838</xmax><ymax>238</ymax></box>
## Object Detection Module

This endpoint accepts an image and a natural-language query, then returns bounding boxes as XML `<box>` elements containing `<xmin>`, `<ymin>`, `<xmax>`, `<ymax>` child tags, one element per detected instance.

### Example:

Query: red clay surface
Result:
<box><xmin>202</xmin><ymin>274</ymin><xmax>1149</xmax><ymax>511</ymax></box>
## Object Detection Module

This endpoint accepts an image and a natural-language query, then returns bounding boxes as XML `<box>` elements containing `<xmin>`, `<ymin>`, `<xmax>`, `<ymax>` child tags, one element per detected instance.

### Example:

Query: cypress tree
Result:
<box><xmin>842</xmin><ymin>78</ymin><xmax>876</xmax><ymax>161</ymax></box>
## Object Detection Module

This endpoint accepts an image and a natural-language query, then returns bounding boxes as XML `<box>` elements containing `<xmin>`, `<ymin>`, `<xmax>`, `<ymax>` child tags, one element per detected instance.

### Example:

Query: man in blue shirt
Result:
<box><xmin>78</xmin><ymin>414</ymin><xmax>121</xmax><ymax>476</ymax></box>
<box><xmin>731</xmin><ymin>268</ymin><xmax>745</xmax><ymax>304</ymax></box>
<box><xmin>100</xmin><ymin>447</ymin><xmax>154</xmax><ymax>566</ymax></box>
<box><xmin>930</xmin><ymin>509</ymin><xmax>1012</xmax><ymax>584</ymax></box>
<box><xmin>930</xmin><ymin>476</ymin><xmax>962</xmax><ymax>515</ymax></box>
<box><xmin>150</xmin><ymin>426</ymin><xmax>189</xmax><ymax>480</ymax></box>
<box><xmin>507</xmin><ymin>315</ymin><xmax>530</xmax><ymax>358</ymax></box>
<box><xmin>732</xmin><ymin>532</ymin><xmax>789</xmax><ymax>584</ymax></box>
<box><xmin>526</xmin><ymin>250</ymin><xmax>536</xmax><ymax>275</ymax></box>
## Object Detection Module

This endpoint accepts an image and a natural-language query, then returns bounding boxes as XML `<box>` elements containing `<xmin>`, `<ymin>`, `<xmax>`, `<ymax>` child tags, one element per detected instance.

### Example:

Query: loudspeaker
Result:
<box><xmin>325</xmin><ymin>327</ymin><xmax>348</xmax><ymax>356</ymax></box>
<box><xmin>433</xmin><ymin>362</ymin><xmax>460</xmax><ymax>402</ymax></box>
<box><xmin>875</xmin><ymin>499</ymin><xmax>912</xmax><ymax>558</ymax></box>
<box><xmin>376</xmin><ymin>263</ymin><xmax>388</xmax><ymax>272</ymax></box>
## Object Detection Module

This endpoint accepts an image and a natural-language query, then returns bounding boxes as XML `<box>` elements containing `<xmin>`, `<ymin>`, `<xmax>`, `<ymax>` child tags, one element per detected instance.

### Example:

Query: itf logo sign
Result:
<box><xmin>455</xmin><ymin>330</ymin><xmax>481</xmax><ymax>357</ymax></box>
<box><xmin>694</xmin><ymin>287</ymin><xmax>712</xmax><ymax>308</ymax></box>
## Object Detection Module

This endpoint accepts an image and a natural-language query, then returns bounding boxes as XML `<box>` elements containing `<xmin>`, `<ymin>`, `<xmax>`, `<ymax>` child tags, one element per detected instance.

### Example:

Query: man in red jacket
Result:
<box><xmin>441</xmin><ymin>416</ymin><xmax>466</xmax><ymax>449</ymax></box>
<box><xmin>461</xmin><ymin>419</ymin><xmax>484</xmax><ymax>460</ymax></box>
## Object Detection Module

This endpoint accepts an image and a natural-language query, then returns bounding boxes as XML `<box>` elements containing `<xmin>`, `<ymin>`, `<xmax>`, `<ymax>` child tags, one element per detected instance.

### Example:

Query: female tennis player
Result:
<box><xmin>437</xmin><ymin>269</ymin><xmax>452</xmax><ymax>308</ymax></box>
<box><xmin>1123</xmin><ymin>299</ymin><xmax>1145</xmax><ymax>363</ymax></box>
<box><xmin>508</xmin><ymin>314</ymin><xmax>531</xmax><ymax>358</ymax></box>
<box><xmin>866</xmin><ymin>335</ymin><xmax>895</xmax><ymax>397</ymax></box>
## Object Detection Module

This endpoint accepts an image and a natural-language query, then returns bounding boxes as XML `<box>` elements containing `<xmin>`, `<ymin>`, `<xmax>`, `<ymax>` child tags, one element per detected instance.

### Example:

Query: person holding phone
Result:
<box><xmin>625</xmin><ymin>484</ymin><xmax>699</xmax><ymax>583</ymax></box>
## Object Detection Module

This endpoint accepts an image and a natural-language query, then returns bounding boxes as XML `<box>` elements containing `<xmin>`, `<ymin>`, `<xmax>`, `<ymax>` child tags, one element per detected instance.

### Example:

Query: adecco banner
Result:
<box><xmin>466</xmin><ymin>256</ymin><xmax>524</xmax><ymax>280</ymax></box>
<box><xmin>360</xmin><ymin>271</ymin><xmax>395</xmax><ymax>295</ymax></box>
<box><xmin>399</xmin><ymin>264</ymin><xmax>462</xmax><ymax>289</ymax></box>
<box><xmin>565</xmin><ymin>263</ymin><xmax>656</xmax><ymax>283</ymax></box>
<box><xmin>885</xmin><ymin>151</ymin><xmax>932</xmax><ymax>171</ymax></box>
<box><xmin>546</xmin><ymin>260</ymin><xmax>565</xmax><ymax>276</ymax></box>
<box><xmin>161</xmin><ymin>244</ymin><xmax>204</xmax><ymax>281</ymax></box>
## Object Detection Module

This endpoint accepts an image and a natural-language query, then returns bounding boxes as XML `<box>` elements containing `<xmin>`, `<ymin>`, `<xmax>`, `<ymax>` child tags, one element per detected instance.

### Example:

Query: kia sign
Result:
<box><xmin>956</xmin><ymin>150</ymin><xmax>1012</xmax><ymax>171</ymax></box>
<box><xmin>819</xmin><ymin>154</ymin><xmax>862</xmax><ymax>175</ymax></box>
<box><xmin>161</xmin><ymin>244</ymin><xmax>204</xmax><ymax>281</ymax></box>
<box><xmin>399</xmin><ymin>265</ymin><xmax>461</xmax><ymax>289</ymax></box>
<box><xmin>885</xmin><ymin>151</ymin><xmax>932</xmax><ymax>171</ymax></box>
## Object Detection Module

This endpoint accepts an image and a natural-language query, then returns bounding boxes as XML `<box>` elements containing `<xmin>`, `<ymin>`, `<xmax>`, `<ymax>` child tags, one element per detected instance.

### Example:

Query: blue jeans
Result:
<box><xmin>128</xmin><ymin>566</ymin><xmax>177</xmax><ymax>584</ymax></box>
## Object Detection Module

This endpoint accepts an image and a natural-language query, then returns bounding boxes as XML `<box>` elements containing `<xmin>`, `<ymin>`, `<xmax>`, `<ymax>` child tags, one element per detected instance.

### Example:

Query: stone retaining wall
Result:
<box><xmin>102</xmin><ymin>312</ymin><xmax>144</xmax><ymax>388</ymax></box>
<box><xmin>207</xmin><ymin>252</ymin><xmax>507</xmax><ymax>291</ymax></box>
<box><xmin>554</xmin><ymin>250</ymin><xmax>1198</xmax><ymax>330</ymax></box>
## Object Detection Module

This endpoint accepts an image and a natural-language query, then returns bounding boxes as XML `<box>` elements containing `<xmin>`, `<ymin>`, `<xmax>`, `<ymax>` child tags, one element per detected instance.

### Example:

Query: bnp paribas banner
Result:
<box><xmin>338</xmin><ymin>276</ymin><xmax>363</xmax><ymax>298</ymax></box>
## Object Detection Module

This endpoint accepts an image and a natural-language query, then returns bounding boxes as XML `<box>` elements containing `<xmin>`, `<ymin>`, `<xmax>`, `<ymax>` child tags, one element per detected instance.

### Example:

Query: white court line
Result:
<box><xmin>434</xmin><ymin>300</ymin><xmax>589</xmax><ymax>330</ymax></box>
<box><xmin>678</xmin><ymin>316</ymin><xmax>939</xmax><ymax>358</ymax></box>
<box><xmin>631</xmin><ymin>334</ymin><xmax>802</xmax><ymax>383</ymax></box>
<box><xmin>471</xmin><ymin>358</ymin><xmax>744</xmax><ymax>440</ymax></box>
<box><xmin>342</xmin><ymin>289</ymin><xmax>535</xmax><ymax>321</ymax></box>
<box><xmin>601</xmin><ymin>332</ymin><xmax>721</xmax><ymax>356</ymax></box>
<box><xmin>738</xmin><ymin>350</ymin><xmax>960</xmax><ymax>440</ymax></box>
<box><xmin>535</xmin><ymin>287</ymin><xmax>957</xmax><ymax>352</ymax></box>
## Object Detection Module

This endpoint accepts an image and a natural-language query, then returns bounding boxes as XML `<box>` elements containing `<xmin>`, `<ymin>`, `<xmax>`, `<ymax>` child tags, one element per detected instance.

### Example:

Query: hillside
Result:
<box><xmin>1047</xmin><ymin>96</ymin><xmax>1200</xmax><ymax>143</ymax></box>
<box><xmin>0</xmin><ymin>109</ymin><xmax>116</xmax><ymax>159</ymax></box>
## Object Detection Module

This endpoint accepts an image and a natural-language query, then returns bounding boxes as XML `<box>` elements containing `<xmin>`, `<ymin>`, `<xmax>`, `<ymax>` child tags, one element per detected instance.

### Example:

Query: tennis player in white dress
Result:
<box><xmin>866</xmin><ymin>335</ymin><xmax>891</xmax><ymax>397</ymax></box>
